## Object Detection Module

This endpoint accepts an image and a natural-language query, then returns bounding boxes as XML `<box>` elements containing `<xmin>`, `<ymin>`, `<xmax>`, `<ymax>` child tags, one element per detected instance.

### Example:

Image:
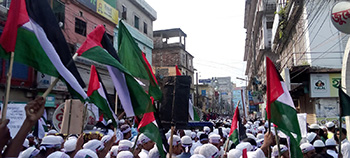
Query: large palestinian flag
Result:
<box><xmin>118</xmin><ymin>20</ymin><xmax>162</xmax><ymax>101</ymax></box>
<box><xmin>266</xmin><ymin>57</ymin><xmax>302</xmax><ymax>158</ymax></box>
<box><xmin>0</xmin><ymin>0</ymin><xmax>87</xmax><ymax>100</ymax></box>
<box><xmin>76</xmin><ymin>25</ymin><xmax>153</xmax><ymax>117</ymax></box>
<box><xmin>228</xmin><ymin>105</ymin><xmax>246</xmax><ymax>146</ymax></box>
<box><xmin>87</xmin><ymin>65</ymin><xmax>118</xmax><ymax>127</ymax></box>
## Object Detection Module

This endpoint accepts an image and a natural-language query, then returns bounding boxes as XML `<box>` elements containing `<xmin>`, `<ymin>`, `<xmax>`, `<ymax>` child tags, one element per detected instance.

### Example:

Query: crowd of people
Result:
<box><xmin>0</xmin><ymin>97</ymin><xmax>349</xmax><ymax>158</ymax></box>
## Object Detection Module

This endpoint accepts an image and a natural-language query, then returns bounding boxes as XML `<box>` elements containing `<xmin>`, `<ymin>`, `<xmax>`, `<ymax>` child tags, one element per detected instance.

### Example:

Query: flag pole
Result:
<box><xmin>339</xmin><ymin>116</ymin><xmax>342</xmax><ymax>156</ymax></box>
<box><xmin>274</xmin><ymin>126</ymin><xmax>281</xmax><ymax>158</ymax></box>
<box><xmin>114</xmin><ymin>93</ymin><xmax>118</xmax><ymax>135</ymax></box>
<box><xmin>2</xmin><ymin>52</ymin><xmax>14</xmax><ymax>121</ymax></box>
<box><xmin>42</xmin><ymin>53</ymin><xmax>78</xmax><ymax>98</ymax></box>
<box><xmin>268</xmin><ymin>117</ymin><xmax>271</xmax><ymax>158</ymax></box>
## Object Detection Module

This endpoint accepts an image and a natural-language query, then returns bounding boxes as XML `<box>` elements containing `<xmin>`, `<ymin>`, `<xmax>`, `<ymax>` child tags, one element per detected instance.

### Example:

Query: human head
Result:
<box><xmin>326</xmin><ymin>122</ymin><xmax>335</xmax><ymax>133</ymax></box>
<box><xmin>199</xmin><ymin>134</ymin><xmax>209</xmax><ymax>144</ymax></box>
<box><xmin>199</xmin><ymin>144</ymin><xmax>220</xmax><ymax>158</ymax></box>
<box><xmin>300</xmin><ymin>143</ymin><xmax>316</xmax><ymax>158</ymax></box>
<box><xmin>168</xmin><ymin>135</ymin><xmax>183</xmax><ymax>155</ymax></box>
<box><xmin>83</xmin><ymin>139</ymin><xmax>104</xmax><ymax>154</ymax></box>
<box><xmin>313</xmin><ymin>140</ymin><xmax>326</xmax><ymax>154</ymax></box>
<box><xmin>74</xmin><ymin>149</ymin><xmax>98</xmax><ymax>158</ymax></box>
<box><xmin>181</xmin><ymin>136</ymin><xmax>192</xmax><ymax>153</ymax></box>
<box><xmin>209</xmin><ymin>134</ymin><xmax>222</xmax><ymax>150</ymax></box>
<box><xmin>139</xmin><ymin>133</ymin><xmax>154</xmax><ymax>151</ymax></box>
<box><xmin>39</xmin><ymin>135</ymin><xmax>62</xmax><ymax>157</ymax></box>
<box><xmin>336</xmin><ymin>127</ymin><xmax>347</xmax><ymax>142</ymax></box>
<box><xmin>121</xmin><ymin>124</ymin><xmax>131</xmax><ymax>140</ymax></box>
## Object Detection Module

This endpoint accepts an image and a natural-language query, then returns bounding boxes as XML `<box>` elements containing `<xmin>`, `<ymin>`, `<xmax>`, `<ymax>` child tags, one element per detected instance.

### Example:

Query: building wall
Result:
<box><xmin>63</xmin><ymin>1</ymin><xmax>116</xmax><ymax>47</ymax></box>
<box><xmin>116</xmin><ymin>0</ymin><xmax>154</xmax><ymax>39</ymax></box>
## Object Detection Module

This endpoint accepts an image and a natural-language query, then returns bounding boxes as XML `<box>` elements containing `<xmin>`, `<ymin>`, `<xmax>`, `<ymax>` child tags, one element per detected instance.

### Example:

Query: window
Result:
<box><xmin>122</xmin><ymin>5</ymin><xmax>127</xmax><ymax>20</ymax></box>
<box><xmin>134</xmin><ymin>15</ymin><xmax>139</xmax><ymax>29</ymax></box>
<box><xmin>75</xmin><ymin>18</ymin><xmax>86</xmax><ymax>36</ymax></box>
<box><xmin>266</xmin><ymin>22</ymin><xmax>273</xmax><ymax>29</ymax></box>
<box><xmin>143</xmin><ymin>22</ymin><xmax>147</xmax><ymax>34</ymax></box>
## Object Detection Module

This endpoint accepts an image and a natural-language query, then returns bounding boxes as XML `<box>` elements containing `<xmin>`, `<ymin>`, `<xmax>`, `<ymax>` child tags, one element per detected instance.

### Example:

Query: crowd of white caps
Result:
<box><xmin>16</xmin><ymin>118</ymin><xmax>350</xmax><ymax>158</ymax></box>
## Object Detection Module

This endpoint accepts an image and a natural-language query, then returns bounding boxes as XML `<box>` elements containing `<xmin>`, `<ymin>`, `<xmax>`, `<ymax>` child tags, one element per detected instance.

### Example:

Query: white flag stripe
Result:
<box><xmin>276</xmin><ymin>81</ymin><xmax>295</xmax><ymax>109</ymax></box>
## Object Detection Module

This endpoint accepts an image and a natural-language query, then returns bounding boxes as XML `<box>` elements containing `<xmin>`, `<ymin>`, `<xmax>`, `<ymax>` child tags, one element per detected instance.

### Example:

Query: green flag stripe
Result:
<box><xmin>228</xmin><ymin>129</ymin><xmax>239</xmax><ymax>146</ymax></box>
<box><xmin>89</xmin><ymin>90</ymin><xmax>117</xmax><ymax>127</ymax></box>
<box><xmin>0</xmin><ymin>27</ymin><xmax>58</xmax><ymax>77</ymax></box>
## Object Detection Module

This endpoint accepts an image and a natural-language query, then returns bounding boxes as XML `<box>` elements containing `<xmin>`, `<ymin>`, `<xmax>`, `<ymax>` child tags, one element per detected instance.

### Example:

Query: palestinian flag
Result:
<box><xmin>118</xmin><ymin>20</ymin><xmax>162</xmax><ymax>101</ymax></box>
<box><xmin>87</xmin><ymin>65</ymin><xmax>118</xmax><ymax>127</ymax></box>
<box><xmin>0</xmin><ymin>0</ymin><xmax>87</xmax><ymax>100</ymax></box>
<box><xmin>175</xmin><ymin>65</ymin><xmax>182</xmax><ymax>76</ymax></box>
<box><xmin>76</xmin><ymin>25</ymin><xmax>153</xmax><ymax>117</ymax></box>
<box><xmin>138</xmin><ymin>112</ymin><xmax>167</xmax><ymax>158</ymax></box>
<box><xmin>339</xmin><ymin>87</ymin><xmax>350</xmax><ymax>116</ymax></box>
<box><xmin>228</xmin><ymin>105</ymin><xmax>246</xmax><ymax>146</ymax></box>
<box><xmin>266</xmin><ymin>57</ymin><xmax>302</xmax><ymax>158</ymax></box>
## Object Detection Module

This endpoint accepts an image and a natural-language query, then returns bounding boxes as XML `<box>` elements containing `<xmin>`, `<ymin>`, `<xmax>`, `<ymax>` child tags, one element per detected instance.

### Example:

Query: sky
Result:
<box><xmin>146</xmin><ymin>0</ymin><xmax>247</xmax><ymax>87</ymax></box>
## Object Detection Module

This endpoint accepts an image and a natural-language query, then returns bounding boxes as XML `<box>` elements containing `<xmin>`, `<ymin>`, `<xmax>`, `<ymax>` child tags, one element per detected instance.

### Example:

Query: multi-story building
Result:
<box><xmin>210</xmin><ymin>77</ymin><xmax>235</xmax><ymax>115</ymax></box>
<box><xmin>244</xmin><ymin>0</ymin><xmax>347</xmax><ymax>123</ymax></box>
<box><xmin>152</xmin><ymin>28</ymin><xmax>194</xmax><ymax>88</ymax></box>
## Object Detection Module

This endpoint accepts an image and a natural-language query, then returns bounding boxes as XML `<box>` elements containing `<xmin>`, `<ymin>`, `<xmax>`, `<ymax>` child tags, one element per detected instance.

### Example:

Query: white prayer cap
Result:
<box><xmin>191</xmin><ymin>132</ymin><xmax>197</xmax><ymax>139</ymax></box>
<box><xmin>247</xmin><ymin>121</ymin><xmax>253</xmax><ymax>125</ymax></box>
<box><xmin>204</xmin><ymin>126</ymin><xmax>210</xmax><ymax>133</ymax></box>
<box><xmin>325</xmin><ymin>139</ymin><xmax>337</xmax><ymax>146</ymax></box>
<box><xmin>119</xmin><ymin>119</ymin><xmax>125</xmax><ymax>124</ymax></box>
<box><xmin>48</xmin><ymin>129</ymin><xmax>58</xmax><ymax>135</ymax></box>
<box><xmin>181</xmin><ymin>136</ymin><xmax>193</xmax><ymax>146</ymax></box>
<box><xmin>190</xmin><ymin>154</ymin><xmax>206</xmax><ymax>158</ymax></box>
<box><xmin>139</xmin><ymin>133</ymin><xmax>151</xmax><ymax>144</ymax></box>
<box><xmin>117</xmin><ymin>151</ymin><xmax>133</xmax><ymax>158</ymax></box>
<box><xmin>246</xmin><ymin>133</ymin><xmax>256</xmax><ymax>140</ymax></box>
<box><xmin>313</xmin><ymin>140</ymin><xmax>325</xmax><ymax>147</ymax></box>
<box><xmin>23</xmin><ymin>139</ymin><xmax>29</xmax><ymax>148</ymax></box>
<box><xmin>199</xmin><ymin>144</ymin><xmax>220</xmax><ymax>158</ymax></box>
<box><xmin>320</xmin><ymin>126</ymin><xmax>327</xmax><ymax>130</ymax></box>
<box><xmin>309</xmin><ymin>124</ymin><xmax>320</xmax><ymax>130</ymax></box>
<box><xmin>209</xmin><ymin>134</ymin><xmax>221</xmax><ymax>144</ymax></box>
<box><xmin>47</xmin><ymin>151</ymin><xmax>70</xmax><ymax>158</ymax></box>
<box><xmin>272</xmin><ymin>144</ymin><xmax>288</xmax><ymax>157</ymax></box>
<box><xmin>184</xmin><ymin>130</ymin><xmax>192</xmax><ymax>137</ymax></box>
<box><xmin>168</xmin><ymin>135</ymin><xmax>181</xmax><ymax>146</ymax></box>
<box><xmin>74</xmin><ymin>149</ymin><xmax>98</xmax><ymax>158</ymax></box>
<box><xmin>107</xmin><ymin>119</ymin><xmax>113</xmax><ymax>125</ymax></box>
<box><xmin>306</xmin><ymin>132</ymin><xmax>317</xmax><ymax>143</ymax></box>
<box><xmin>120</xmin><ymin>124</ymin><xmax>131</xmax><ymax>134</ymax></box>
<box><xmin>256</xmin><ymin>133</ymin><xmax>264</xmax><ymax>140</ymax></box>
<box><xmin>41</xmin><ymin>135</ymin><xmax>61</xmax><ymax>145</ymax></box>
<box><xmin>110</xmin><ymin>146</ymin><xmax>118</xmax><ymax>156</ymax></box>
<box><xmin>326</xmin><ymin>122</ymin><xmax>335</xmax><ymax>128</ymax></box>
<box><xmin>236</xmin><ymin>142</ymin><xmax>253</xmax><ymax>151</ymax></box>
<box><xmin>64</xmin><ymin>138</ymin><xmax>77</xmax><ymax>153</ymax></box>
<box><xmin>244</xmin><ymin>124</ymin><xmax>250</xmax><ymax>129</ymax></box>
<box><xmin>19</xmin><ymin>147</ymin><xmax>40</xmax><ymax>158</ymax></box>
<box><xmin>258</xmin><ymin>126</ymin><xmax>265</xmax><ymax>133</ymax></box>
<box><xmin>119</xmin><ymin>140</ymin><xmax>133</xmax><ymax>151</ymax></box>
<box><xmin>83</xmin><ymin>139</ymin><xmax>104</xmax><ymax>153</ymax></box>
<box><xmin>228</xmin><ymin>149</ymin><xmax>242</xmax><ymax>158</ymax></box>
<box><xmin>57</xmin><ymin>135</ymin><xmax>64</xmax><ymax>143</ymax></box>
<box><xmin>213</xmin><ymin>129</ymin><xmax>219</xmax><ymax>135</ymax></box>
<box><xmin>300</xmin><ymin>143</ymin><xmax>315</xmax><ymax>154</ymax></box>
<box><xmin>149</xmin><ymin>146</ymin><xmax>160</xmax><ymax>158</ymax></box>
<box><xmin>101</xmin><ymin>135</ymin><xmax>112</xmax><ymax>144</ymax></box>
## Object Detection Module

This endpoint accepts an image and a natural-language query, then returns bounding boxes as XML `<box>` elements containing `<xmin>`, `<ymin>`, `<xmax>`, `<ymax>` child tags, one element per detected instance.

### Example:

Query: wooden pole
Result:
<box><xmin>2</xmin><ymin>52</ymin><xmax>14</xmax><ymax>121</ymax></box>
<box><xmin>274</xmin><ymin>126</ymin><xmax>281</xmax><ymax>158</ymax></box>
<box><xmin>114</xmin><ymin>93</ymin><xmax>118</xmax><ymax>134</ymax></box>
<box><xmin>42</xmin><ymin>53</ymin><xmax>78</xmax><ymax>98</ymax></box>
<box><xmin>169</xmin><ymin>126</ymin><xmax>175</xmax><ymax>158</ymax></box>
<box><xmin>268</xmin><ymin>120</ymin><xmax>271</xmax><ymax>158</ymax></box>
<box><xmin>339</xmin><ymin>116</ymin><xmax>342</xmax><ymax>156</ymax></box>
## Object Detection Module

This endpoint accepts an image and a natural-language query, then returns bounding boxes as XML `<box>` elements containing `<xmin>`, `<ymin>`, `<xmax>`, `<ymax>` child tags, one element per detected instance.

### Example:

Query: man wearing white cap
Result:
<box><xmin>117</xmin><ymin>151</ymin><xmax>134</xmax><ymax>158</ymax></box>
<box><xmin>300</xmin><ymin>143</ymin><xmax>316</xmax><ymax>158</ymax></box>
<box><xmin>74</xmin><ymin>149</ymin><xmax>98</xmax><ymax>158</ymax></box>
<box><xmin>118</xmin><ymin>140</ymin><xmax>133</xmax><ymax>152</ymax></box>
<box><xmin>121</xmin><ymin>124</ymin><xmax>132</xmax><ymax>140</ymax></box>
<box><xmin>37</xmin><ymin>135</ymin><xmax>62</xmax><ymax>158</ymax></box>
<box><xmin>325</xmin><ymin>139</ymin><xmax>338</xmax><ymax>158</ymax></box>
<box><xmin>198</xmin><ymin>144</ymin><xmax>219</xmax><ymax>158</ymax></box>
<box><xmin>336</xmin><ymin>126</ymin><xmax>350</xmax><ymax>158</ymax></box>
<box><xmin>178</xmin><ymin>136</ymin><xmax>192</xmax><ymax>158</ymax></box>
<box><xmin>326</xmin><ymin>122</ymin><xmax>335</xmax><ymax>139</ymax></box>
<box><xmin>47</xmin><ymin>151</ymin><xmax>70</xmax><ymax>158</ymax></box>
<box><xmin>138</xmin><ymin>133</ymin><xmax>154</xmax><ymax>158</ymax></box>
<box><xmin>167</xmin><ymin>135</ymin><xmax>183</xmax><ymax>158</ymax></box>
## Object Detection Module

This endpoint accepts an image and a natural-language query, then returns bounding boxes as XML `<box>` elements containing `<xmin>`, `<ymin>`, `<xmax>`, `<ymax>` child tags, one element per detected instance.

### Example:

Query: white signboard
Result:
<box><xmin>1</xmin><ymin>103</ymin><xmax>27</xmax><ymax>138</ymax></box>
<box><xmin>331</xmin><ymin>1</ymin><xmax>350</xmax><ymax>34</ymax></box>
<box><xmin>37</xmin><ymin>72</ymin><xmax>67</xmax><ymax>91</ymax></box>
<box><xmin>310</xmin><ymin>73</ymin><xmax>341</xmax><ymax>98</ymax></box>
